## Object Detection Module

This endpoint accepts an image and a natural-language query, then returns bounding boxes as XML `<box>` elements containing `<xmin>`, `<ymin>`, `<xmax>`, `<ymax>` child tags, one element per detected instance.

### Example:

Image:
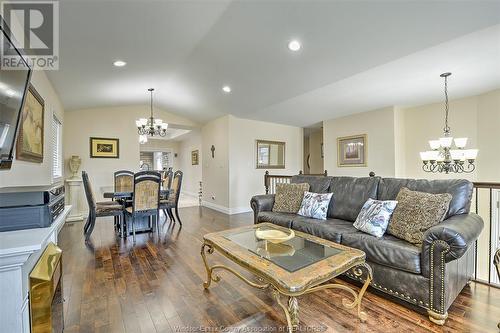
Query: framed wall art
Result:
<box><xmin>191</xmin><ymin>150</ymin><xmax>199</xmax><ymax>165</ymax></box>
<box><xmin>90</xmin><ymin>137</ymin><xmax>119</xmax><ymax>158</ymax></box>
<box><xmin>337</xmin><ymin>134</ymin><xmax>367</xmax><ymax>167</ymax></box>
<box><xmin>16</xmin><ymin>84</ymin><xmax>44</xmax><ymax>163</ymax></box>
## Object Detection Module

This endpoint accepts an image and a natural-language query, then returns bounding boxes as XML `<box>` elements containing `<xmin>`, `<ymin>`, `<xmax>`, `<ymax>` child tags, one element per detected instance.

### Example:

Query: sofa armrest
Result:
<box><xmin>421</xmin><ymin>213</ymin><xmax>483</xmax><ymax>277</ymax></box>
<box><xmin>250</xmin><ymin>194</ymin><xmax>275</xmax><ymax>224</ymax></box>
<box><xmin>421</xmin><ymin>213</ymin><xmax>483</xmax><ymax>317</ymax></box>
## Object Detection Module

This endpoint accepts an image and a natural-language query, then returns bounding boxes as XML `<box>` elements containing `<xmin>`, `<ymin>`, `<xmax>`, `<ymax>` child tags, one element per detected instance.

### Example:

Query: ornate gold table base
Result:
<box><xmin>201</xmin><ymin>243</ymin><xmax>372</xmax><ymax>332</ymax></box>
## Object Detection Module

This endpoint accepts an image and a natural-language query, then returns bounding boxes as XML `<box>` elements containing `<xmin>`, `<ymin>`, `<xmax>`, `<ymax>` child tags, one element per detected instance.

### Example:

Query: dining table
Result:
<box><xmin>103</xmin><ymin>189</ymin><xmax>171</xmax><ymax>200</ymax></box>
<box><xmin>102</xmin><ymin>188</ymin><xmax>172</xmax><ymax>237</ymax></box>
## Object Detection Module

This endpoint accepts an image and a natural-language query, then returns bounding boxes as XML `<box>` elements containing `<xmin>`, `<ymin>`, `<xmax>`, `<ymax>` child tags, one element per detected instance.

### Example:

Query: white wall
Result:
<box><xmin>177</xmin><ymin>130</ymin><xmax>202</xmax><ymax>197</ymax></box>
<box><xmin>403</xmin><ymin>96</ymin><xmax>478</xmax><ymax>181</ymax></box>
<box><xmin>393</xmin><ymin>107</ymin><xmax>406</xmax><ymax>178</ymax></box>
<box><xmin>198</xmin><ymin>115</ymin><xmax>303</xmax><ymax>214</ymax></box>
<box><xmin>323</xmin><ymin>106</ymin><xmax>396</xmax><ymax>177</ymax></box>
<box><xmin>321</xmin><ymin>89</ymin><xmax>499</xmax><ymax>182</ymax></box>
<box><xmin>201</xmin><ymin>115</ymin><xmax>230</xmax><ymax>209</ymax></box>
<box><xmin>474</xmin><ymin>89</ymin><xmax>500</xmax><ymax>182</ymax></box>
<box><xmin>63</xmin><ymin>105</ymin><xmax>196</xmax><ymax>200</ymax></box>
<box><xmin>228</xmin><ymin>115</ymin><xmax>303</xmax><ymax>213</ymax></box>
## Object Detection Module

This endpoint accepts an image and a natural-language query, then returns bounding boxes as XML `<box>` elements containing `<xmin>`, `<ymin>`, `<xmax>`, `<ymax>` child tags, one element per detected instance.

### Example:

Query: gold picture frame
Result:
<box><xmin>16</xmin><ymin>84</ymin><xmax>44</xmax><ymax>163</ymax></box>
<box><xmin>256</xmin><ymin>140</ymin><xmax>285</xmax><ymax>169</ymax></box>
<box><xmin>191</xmin><ymin>150</ymin><xmax>199</xmax><ymax>165</ymax></box>
<box><xmin>337</xmin><ymin>134</ymin><xmax>367</xmax><ymax>167</ymax></box>
<box><xmin>90</xmin><ymin>137</ymin><xmax>119</xmax><ymax>158</ymax></box>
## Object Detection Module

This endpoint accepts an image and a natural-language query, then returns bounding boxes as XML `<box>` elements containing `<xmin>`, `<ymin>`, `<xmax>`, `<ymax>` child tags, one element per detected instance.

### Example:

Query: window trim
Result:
<box><xmin>52</xmin><ymin>114</ymin><xmax>63</xmax><ymax>181</ymax></box>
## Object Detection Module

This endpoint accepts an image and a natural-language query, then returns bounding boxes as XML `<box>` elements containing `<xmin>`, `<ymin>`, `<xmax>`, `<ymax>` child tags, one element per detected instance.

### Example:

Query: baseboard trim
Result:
<box><xmin>201</xmin><ymin>201</ymin><xmax>252</xmax><ymax>215</ymax></box>
<box><xmin>229</xmin><ymin>206</ymin><xmax>252</xmax><ymax>215</ymax></box>
<box><xmin>202</xmin><ymin>201</ymin><xmax>230</xmax><ymax>214</ymax></box>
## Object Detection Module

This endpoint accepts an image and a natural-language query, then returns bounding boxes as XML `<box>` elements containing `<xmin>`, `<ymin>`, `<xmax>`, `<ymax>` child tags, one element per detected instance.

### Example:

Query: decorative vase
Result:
<box><xmin>68</xmin><ymin>155</ymin><xmax>81</xmax><ymax>179</ymax></box>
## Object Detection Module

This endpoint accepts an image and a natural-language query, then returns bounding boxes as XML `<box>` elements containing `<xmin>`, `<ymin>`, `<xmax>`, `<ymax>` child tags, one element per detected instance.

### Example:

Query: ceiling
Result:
<box><xmin>50</xmin><ymin>1</ymin><xmax>500</xmax><ymax>127</ymax></box>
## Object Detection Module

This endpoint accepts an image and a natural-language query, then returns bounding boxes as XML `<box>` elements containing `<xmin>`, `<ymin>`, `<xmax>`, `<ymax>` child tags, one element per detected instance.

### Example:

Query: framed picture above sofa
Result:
<box><xmin>337</xmin><ymin>134</ymin><xmax>367</xmax><ymax>167</ymax></box>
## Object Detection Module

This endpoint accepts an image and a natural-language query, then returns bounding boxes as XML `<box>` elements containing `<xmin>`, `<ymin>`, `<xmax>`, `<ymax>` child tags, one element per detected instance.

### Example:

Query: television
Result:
<box><xmin>0</xmin><ymin>17</ymin><xmax>32</xmax><ymax>170</ymax></box>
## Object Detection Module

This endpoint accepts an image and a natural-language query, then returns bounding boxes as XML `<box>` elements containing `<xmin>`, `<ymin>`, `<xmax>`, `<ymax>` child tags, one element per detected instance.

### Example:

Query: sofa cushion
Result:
<box><xmin>273</xmin><ymin>183</ymin><xmax>310</xmax><ymax>213</ymax></box>
<box><xmin>387</xmin><ymin>188</ymin><xmax>452</xmax><ymax>245</ymax></box>
<box><xmin>342</xmin><ymin>232</ymin><xmax>422</xmax><ymax>274</ymax></box>
<box><xmin>377</xmin><ymin>178</ymin><xmax>472</xmax><ymax>219</ymax></box>
<box><xmin>291</xmin><ymin>217</ymin><xmax>358</xmax><ymax>243</ymax></box>
<box><xmin>327</xmin><ymin>176</ymin><xmax>380</xmax><ymax>221</ymax></box>
<box><xmin>353</xmin><ymin>198</ymin><xmax>398</xmax><ymax>237</ymax></box>
<box><xmin>257</xmin><ymin>212</ymin><xmax>296</xmax><ymax>228</ymax></box>
<box><xmin>298</xmin><ymin>191</ymin><xmax>333</xmax><ymax>220</ymax></box>
<box><xmin>291</xmin><ymin>175</ymin><xmax>332</xmax><ymax>193</ymax></box>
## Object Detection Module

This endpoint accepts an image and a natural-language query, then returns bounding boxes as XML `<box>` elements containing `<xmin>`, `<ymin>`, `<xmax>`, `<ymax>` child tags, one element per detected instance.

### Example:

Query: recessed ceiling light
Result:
<box><xmin>288</xmin><ymin>40</ymin><xmax>301</xmax><ymax>51</ymax></box>
<box><xmin>113</xmin><ymin>60</ymin><xmax>127</xmax><ymax>67</ymax></box>
<box><xmin>222</xmin><ymin>86</ymin><xmax>231</xmax><ymax>93</ymax></box>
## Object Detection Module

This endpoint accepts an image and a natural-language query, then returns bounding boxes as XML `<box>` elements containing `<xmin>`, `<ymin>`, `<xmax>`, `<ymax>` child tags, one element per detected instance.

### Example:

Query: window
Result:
<box><xmin>52</xmin><ymin>115</ymin><xmax>62</xmax><ymax>179</ymax></box>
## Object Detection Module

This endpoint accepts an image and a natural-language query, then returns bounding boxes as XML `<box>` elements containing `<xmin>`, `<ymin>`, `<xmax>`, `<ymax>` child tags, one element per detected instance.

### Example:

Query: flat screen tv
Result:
<box><xmin>0</xmin><ymin>18</ymin><xmax>32</xmax><ymax>170</ymax></box>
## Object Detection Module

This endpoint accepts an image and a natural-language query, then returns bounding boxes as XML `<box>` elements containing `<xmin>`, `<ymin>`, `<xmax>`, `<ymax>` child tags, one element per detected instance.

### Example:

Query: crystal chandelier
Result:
<box><xmin>420</xmin><ymin>73</ymin><xmax>477</xmax><ymax>174</ymax></box>
<box><xmin>136</xmin><ymin>88</ymin><xmax>168</xmax><ymax>137</ymax></box>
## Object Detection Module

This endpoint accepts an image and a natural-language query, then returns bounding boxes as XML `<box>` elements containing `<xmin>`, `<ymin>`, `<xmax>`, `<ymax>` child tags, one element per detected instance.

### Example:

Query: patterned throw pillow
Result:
<box><xmin>273</xmin><ymin>183</ymin><xmax>310</xmax><ymax>213</ymax></box>
<box><xmin>353</xmin><ymin>198</ymin><xmax>398</xmax><ymax>237</ymax></box>
<box><xmin>297</xmin><ymin>191</ymin><xmax>334</xmax><ymax>220</ymax></box>
<box><xmin>387</xmin><ymin>187</ymin><xmax>452</xmax><ymax>245</ymax></box>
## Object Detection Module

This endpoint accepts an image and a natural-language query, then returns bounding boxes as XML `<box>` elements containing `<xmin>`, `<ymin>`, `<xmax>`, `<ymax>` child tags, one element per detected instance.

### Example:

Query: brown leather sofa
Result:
<box><xmin>250</xmin><ymin>175</ymin><xmax>484</xmax><ymax>325</ymax></box>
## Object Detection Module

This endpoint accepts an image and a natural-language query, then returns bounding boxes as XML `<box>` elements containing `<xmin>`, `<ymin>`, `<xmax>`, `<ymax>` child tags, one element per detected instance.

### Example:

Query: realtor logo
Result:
<box><xmin>1</xmin><ymin>0</ymin><xmax>59</xmax><ymax>70</ymax></box>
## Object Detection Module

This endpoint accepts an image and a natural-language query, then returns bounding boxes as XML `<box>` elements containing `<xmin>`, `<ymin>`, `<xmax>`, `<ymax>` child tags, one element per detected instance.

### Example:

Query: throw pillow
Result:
<box><xmin>273</xmin><ymin>183</ymin><xmax>310</xmax><ymax>213</ymax></box>
<box><xmin>297</xmin><ymin>191</ymin><xmax>334</xmax><ymax>220</ymax></box>
<box><xmin>353</xmin><ymin>198</ymin><xmax>398</xmax><ymax>237</ymax></box>
<box><xmin>387</xmin><ymin>187</ymin><xmax>452</xmax><ymax>245</ymax></box>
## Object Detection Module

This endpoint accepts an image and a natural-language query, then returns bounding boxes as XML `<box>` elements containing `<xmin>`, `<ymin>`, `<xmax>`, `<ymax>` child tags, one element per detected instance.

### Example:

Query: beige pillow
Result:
<box><xmin>387</xmin><ymin>187</ymin><xmax>452</xmax><ymax>245</ymax></box>
<box><xmin>273</xmin><ymin>183</ymin><xmax>310</xmax><ymax>213</ymax></box>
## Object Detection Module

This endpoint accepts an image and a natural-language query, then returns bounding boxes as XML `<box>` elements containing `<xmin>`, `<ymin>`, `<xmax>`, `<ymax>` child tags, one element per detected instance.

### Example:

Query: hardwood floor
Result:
<box><xmin>59</xmin><ymin>207</ymin><xmax>500</xmax><ymax>333</ymax></box>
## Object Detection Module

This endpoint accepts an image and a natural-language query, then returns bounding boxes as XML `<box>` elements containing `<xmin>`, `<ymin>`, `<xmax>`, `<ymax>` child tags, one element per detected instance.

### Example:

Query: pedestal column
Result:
<box><xmin>66</xmin><ymin>178</ymin><xmax>83</xmax><ymax>222</ymax></box>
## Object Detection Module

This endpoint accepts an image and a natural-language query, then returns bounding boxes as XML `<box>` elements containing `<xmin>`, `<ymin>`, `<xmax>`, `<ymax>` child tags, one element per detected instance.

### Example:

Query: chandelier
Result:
<box><xmin>420</xmin><ymin>73</ymin><xmax>477</xmax><ymax>174</ymax></box>
<box><xmin>136</xmin><ymin>88</ymin><xmax>168</xmax><ymax>137</ymax></box>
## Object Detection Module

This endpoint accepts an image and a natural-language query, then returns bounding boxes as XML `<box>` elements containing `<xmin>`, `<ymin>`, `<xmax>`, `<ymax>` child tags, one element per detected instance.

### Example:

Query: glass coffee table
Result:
<box><xmin>201</xmin><ymin>223</ymin><xmax>372</xmax><ymax>332</ymax></box>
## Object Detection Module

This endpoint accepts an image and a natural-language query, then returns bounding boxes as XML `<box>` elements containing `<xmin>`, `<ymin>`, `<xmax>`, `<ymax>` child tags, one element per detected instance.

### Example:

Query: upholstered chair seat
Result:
<box><xmin>96</xmin><ymin>203</ymin><xmax>124</xmax><ymax>215</ymax></box>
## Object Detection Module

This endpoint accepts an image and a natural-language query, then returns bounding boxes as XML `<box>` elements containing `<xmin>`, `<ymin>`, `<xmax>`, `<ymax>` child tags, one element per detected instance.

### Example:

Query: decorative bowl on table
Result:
<box><xmin>255</xmin><ymin>228</ymin><xmax>295</xmax><ymax>244</ymax></box>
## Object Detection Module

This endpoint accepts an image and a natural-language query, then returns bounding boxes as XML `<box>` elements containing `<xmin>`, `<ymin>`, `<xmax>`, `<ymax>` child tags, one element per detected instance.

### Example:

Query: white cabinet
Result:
<box><xmin>0</xmin><ymin>206</ymin><xmax>71</xmax><ymax>333</ymax></box>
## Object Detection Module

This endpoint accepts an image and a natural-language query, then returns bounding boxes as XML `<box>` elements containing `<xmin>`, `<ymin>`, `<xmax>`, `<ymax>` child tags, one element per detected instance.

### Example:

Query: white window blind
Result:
<box><xmin>52</xmin><ymin>115</ymin><xmax>62</xmax><ymax>178</ymax></box>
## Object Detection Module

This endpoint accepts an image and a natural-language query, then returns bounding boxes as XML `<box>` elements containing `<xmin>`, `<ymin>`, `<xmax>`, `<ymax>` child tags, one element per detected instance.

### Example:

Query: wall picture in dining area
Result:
<box><xmin>337</xmin><ymin>134</ymin><xmax>367</xmax><ymax>167</ymax></box>
<box><xmin>191</xmin><ymin>150</ymin><xmax>199</xmax><ymax>165</ymax></box>
<box><xmin>90</xmin><ymin>137</ymin><xmax>119</xmax><ymax>158</ymax></box>
<box><xmin>16</xmin><ymin>84</ymin><xmax>44</xmax><ymax>163</ymax></box>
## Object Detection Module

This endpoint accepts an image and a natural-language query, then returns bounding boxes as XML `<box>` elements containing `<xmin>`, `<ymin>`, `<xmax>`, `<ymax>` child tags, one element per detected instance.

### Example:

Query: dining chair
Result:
<box><xmin>160</xmin><ymin>170</ymin><xmax>183</xmax><ymax>225</ymax></box>
<box><xmin>114</xmin><ymin>170</ymin><xmax>134</xmax><ymax>192</ymax></box>
<box><xmin>113</xmin><ymin>170</ymin><xmax>134</xmax><ymax>234</ymax></box>
<box><xmin>82</xmin><ymin>171</ymin><xmax>124</xmax><ymax>240</ymax></box>
<box><xmin>124</xmin><ymin>171</ymin><xmax>161</xmax><ymax>243</ymax></box>
<box><xmin>162</xmin><ymin>169</ymin><xmax>173</xmax><ymax>190</ymax></box>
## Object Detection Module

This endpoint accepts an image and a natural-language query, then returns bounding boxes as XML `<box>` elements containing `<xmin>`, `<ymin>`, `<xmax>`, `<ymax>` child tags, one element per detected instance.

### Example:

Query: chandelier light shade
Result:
<box><xmin>136</xmin><ymin>88</ymin><xmax>168</xmax><ymax>137</ymax></box>
<box><xmin>420</xmin><ymin>73</ymin><xmax>477</xmax><ymax>174</ymax></box>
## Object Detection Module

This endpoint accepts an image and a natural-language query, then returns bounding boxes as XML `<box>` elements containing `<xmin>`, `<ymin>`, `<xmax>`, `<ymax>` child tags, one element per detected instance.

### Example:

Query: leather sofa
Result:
<box><xmin>250</xmin><ymin>175</ymin><xmax>483</xmax><ymax>325</ymax></box>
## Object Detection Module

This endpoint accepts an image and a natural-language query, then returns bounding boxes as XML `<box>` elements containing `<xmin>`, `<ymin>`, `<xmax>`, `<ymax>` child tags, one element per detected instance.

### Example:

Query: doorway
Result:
<box><xmin>303</xmin><ymin>126</ymin><xmax>324</xmax><ymax>174</ymax></box>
